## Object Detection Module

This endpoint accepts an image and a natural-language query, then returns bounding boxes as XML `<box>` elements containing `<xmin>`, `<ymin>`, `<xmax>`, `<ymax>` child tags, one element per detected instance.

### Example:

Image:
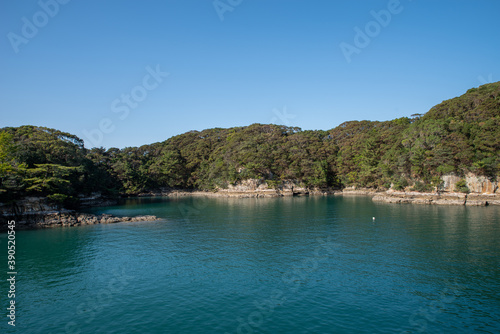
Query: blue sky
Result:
<box><xmin>1</xmin><ymin>0</ymin><xmax>499</xmax><ymax>149</ymax></box>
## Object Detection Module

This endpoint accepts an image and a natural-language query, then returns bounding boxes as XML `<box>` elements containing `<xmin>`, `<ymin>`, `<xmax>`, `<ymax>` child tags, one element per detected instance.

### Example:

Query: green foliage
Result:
<box><xmin>455</xmin><ymin>179</ymin><xmax>470</xmax><ymax>193</ymax></box>
<box><xmin>436</xmin><ymin>164</ymin><xmax>455</xmax><ymax>175</ymax></box>
<box><xmin>392</xmin><ymin>178</ymin><xmax>408</xmax><ymax>191</ymax></box>
<box><xmin>0</xmin><ymin>82</ymin><xmax>499</xmax><ymax>203</ymax></box>
<box><xmin>410</xmin><ymin>181</ymin><xmax>433</xmax><ymax>192</ymax></box>
<box><xmin>266</xmin><ymin>179</ymin><xmax>281</xmax><ymax>189</ymax></box>
<box><xmin>431</xmin><ymin>176</ymin><xmax>445</xmax><ymax>191</ymax></box>
<box><xmin>0</xmin><ymin>126</ymin><xmax>90</xmax><ymax>202</ymax></box>
<box><xmin>47</xmin><ymin>193</ymin><xmax>68</xmax><ymax>203</ymax></box>
<box><xmin>24</xmin><ymin>163</ymin><xmax>81</xmax><ymax>194</ymax></box>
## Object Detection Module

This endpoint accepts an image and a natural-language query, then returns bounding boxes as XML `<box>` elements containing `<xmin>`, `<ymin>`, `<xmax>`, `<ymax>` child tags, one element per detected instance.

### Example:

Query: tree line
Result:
<box><xmin>1</xmin><ymin>82</ymin><xmax>499</xmax><ymax>206</ymax></box>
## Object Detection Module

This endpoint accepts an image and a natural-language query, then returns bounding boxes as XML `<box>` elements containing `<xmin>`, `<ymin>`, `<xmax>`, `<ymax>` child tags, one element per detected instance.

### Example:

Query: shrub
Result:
<box><xmin>455</xmin><ymin>179</ymin><xmax>469</xmax><ymax>193</ymax></box>
<box><xmin>266</xmin><ymin>179</ymin><xmax>281</xmax><ymax>189</ymax></box>
<box><xmin>410</xmin><ymin>181</ymin><xmax>433</xmax><ymax>192</ymax></box>
<box><xmin>431</xmin><ymin>176</ymin><xmax>444</xmax><ymax>191</ymax></box>
<box><xmin>392</xmin><ymin>178</ymin><xmax>408</xmax><ymax>191</ymax></box>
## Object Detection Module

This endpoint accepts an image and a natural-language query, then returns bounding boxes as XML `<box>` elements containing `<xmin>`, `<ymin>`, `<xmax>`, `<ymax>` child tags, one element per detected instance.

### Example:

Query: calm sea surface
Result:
<box><xmin>1</xmin><ymin>196</ymin><xmax>500</xmax><ymax>333</ymax></box>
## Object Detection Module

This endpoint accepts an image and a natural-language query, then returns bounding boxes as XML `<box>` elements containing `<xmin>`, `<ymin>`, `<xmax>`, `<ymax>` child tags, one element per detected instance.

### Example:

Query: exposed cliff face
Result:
<box><xmin>441</xmin><ymin>174</ymin><xmax>499</xmax><ymax>193</ymax></box>
<box><xmin>372</xmin><ymin>174</ymin><xmax>500</xmax><ymax>206</ymax></box>
<box><xmin>215</xmin><ymin>179</ymin><xmax>342</xmax><ymax>197</ymax></box>
<box><xmin>373</xmin><ymin>191</ymin><xmax>467</xmax><ymax>206</ymax></box>
<box><xmin>441</xmin><ymin>175</ymin><xmax>463</xmax><ymax>192</ymax></box>
<box><xmin>465</xmin><ymin>174</ymin><xmax>499</xmax><ymax>193</ymax></box>
<box><xmin>219</xmin><ymin>179</ymin><xmax>314</xmax><ymax>197</ymax></box>
<box><xmin>220</xmin><ymin>179</ymin><xmax>281</xmax><ymax>197</ymax></box>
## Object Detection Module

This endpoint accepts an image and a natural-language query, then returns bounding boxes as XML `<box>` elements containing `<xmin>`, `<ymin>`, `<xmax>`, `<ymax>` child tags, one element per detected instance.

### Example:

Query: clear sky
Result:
<box><xmin>1</xmin><ymin>0</ymin><xmax>499</xmax><ymax>149</ymax></box>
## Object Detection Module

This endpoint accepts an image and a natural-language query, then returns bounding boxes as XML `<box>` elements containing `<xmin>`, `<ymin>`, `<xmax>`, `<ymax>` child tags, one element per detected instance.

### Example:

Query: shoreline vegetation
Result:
<box><xmin>1</xmin><ymin>82</ymin><xmax>499</xmax><ymax>230</ymax></box>
<box><xmin>145</xmin><ymin>187</ymin><xmax>500</xmax><ymax>206</ymax></box>
<box><xmin>2</xmin><ymin>187</ymin><xmax>499</xmax><ymax>230</ymax></box>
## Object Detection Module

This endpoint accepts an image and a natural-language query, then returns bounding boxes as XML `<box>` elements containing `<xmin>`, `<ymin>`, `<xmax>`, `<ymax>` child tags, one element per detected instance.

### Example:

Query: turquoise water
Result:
<box><xmin>1</xmin><ymin>196</ymin><xmax>500</xmax><ymax>333</ymax></box>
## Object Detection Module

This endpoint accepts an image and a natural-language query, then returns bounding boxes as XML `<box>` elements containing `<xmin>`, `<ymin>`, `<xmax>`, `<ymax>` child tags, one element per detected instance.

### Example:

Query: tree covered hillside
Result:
<box><xmin>1</xmin><ymin>82</ymin><xmax>499</xmax><ymax>204</ymax></box>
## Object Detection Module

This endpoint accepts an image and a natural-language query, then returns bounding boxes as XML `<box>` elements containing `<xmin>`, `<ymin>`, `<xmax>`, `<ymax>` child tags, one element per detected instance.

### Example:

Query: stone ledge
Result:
<box><xmin>372</xmin><ymin>191</ymin><xmax>500</xmax><ymax>206</ymax></box>
<box><xmin>0</xmin><ymin>212</ymin><xmax>160</xmax><ymax>231</ymax></box>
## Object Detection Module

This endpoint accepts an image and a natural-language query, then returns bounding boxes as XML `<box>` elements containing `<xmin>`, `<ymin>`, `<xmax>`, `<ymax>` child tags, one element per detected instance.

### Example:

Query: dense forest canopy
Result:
<box><xmin>1</xmin><ymin>82</ymin><xmax>499</xmax><ymax>205</ymax></box>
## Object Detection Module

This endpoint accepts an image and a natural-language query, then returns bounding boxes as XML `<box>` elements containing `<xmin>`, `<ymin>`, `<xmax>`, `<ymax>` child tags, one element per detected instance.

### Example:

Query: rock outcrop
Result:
<box><xmin>218</xmin><ymin>179</ymin><xmax>282</xmax><ymax>197</ymax></box>
<box><xmin>139</xmin><ymin>179</ymin><xmax>341</xmax><ymax>198</ymax></box>
<box><xmin>0</xmin><ymin>197</ymin><xmax>160</xmax><ymax>230</ymax></box>
<box><xmin>465</xmin><ymin>193</ymin><xmax>500</xmax><ymax>206</ymax></box>
<box><xmin>464</xmin><ymin>174</ymin><xmax>499</xmax><ymax>194</ymax></box>
<box><xmin>373</xmin><ymin>174</ymin><xmax>500</xmax><ymax>206</ymax></box>
<box><xmin>373</xmin><ymin>191</ymin><xmax>467</xmax><ymax>205</ymax></box>
<box><xmin>372</xmin><ymin>191</ymin><xmax>500</xmax><ymax>206</ymax></box>
<box><xmin>441</xmin><ymin>174</ymin><xmax>499</xmax><ymax>193</ymax></box>
<box><xmin>4</xmin><ymin>173</ymin><xmax>498</xmax><ymax>229</ymax></box>
<box><xmin>1</xmin><ymin>211</ymin><xmax>160</xmax><ymax>230</ymax></box>
<box><xmin>337</xmin><ymin>187</ymin><xmax>380</xmax><ymax>196</ymax></box>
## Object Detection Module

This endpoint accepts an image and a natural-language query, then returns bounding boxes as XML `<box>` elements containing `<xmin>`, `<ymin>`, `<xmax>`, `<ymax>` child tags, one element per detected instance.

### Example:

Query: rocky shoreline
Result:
<box><xmin>138</xmin><ymin>175</ymin><xmax>500</xmax><ymax>206</ymax></box>
<box><xmin>158</xmin><ymin>186</ymin><xmax>500</xmax><ymax>204</ymax></box>
<box><xmin>139</xmin><ymin>187</ymin><xmax>500</xmax><ymax>206</ymax></box>
<box><xmin>373</xmin><ymin>191</ymin><xmax>500</xmax><ymax>206</ymax></box>
<box><xmin>2</xmin><ymin>181</ymin><xmax>499</xmax><ymax>231</ymax></box>
<box><xmin>140</xmin><ymin>189</ymin><xmax>340</xmax><ymax>198</ymax></box>
<box><xmin>138</xmin><ymin>179</ymin><xmax>343</xmax><ymax>198</ymax></box>
<box><xmin>1</xmin><ymin>211</ymin><xmax>160</xmax><ymax>231</ymax></box>
<box><xmin>0</xmin><ymin>197</ymin><xmax>160</xmax><ymax>231</ymax></box>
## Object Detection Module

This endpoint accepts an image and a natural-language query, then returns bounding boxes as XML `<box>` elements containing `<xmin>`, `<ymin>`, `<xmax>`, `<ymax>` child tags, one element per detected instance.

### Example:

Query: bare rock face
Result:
<box><xmin>372</xmin><ymin>190</ymin><xmax>500</xmax><ymax>206</ymax></box>
<box><xmin>341</xmin><ymin>187</ymin><xmax>380</xmax><ymax>196</ymax></box>
<box><xmin>373</xmin><ymin>191</ymin><xmax>467</xmax><ymax>205</ymax></box>
<box><xmin>223</xmin><ymin>179</ymin><xmax>279</xmax><ymax>197</ymax></box>
<box><xmin>441</xmin><ymin>175</ymin><xmax>463</xmax><ymax>192</ymax></box>
<box><xmin>215</xmin><ymin>179</ymin><xmax>313</xmax><ymax>197</ymax></box>
<box><xmin>441</xmin><ymin>174</ymin><xmax>499</xmax><ymax>194</ymax></box>
<box><xmin>464</xmin><ymin>173</ymin><xmax>499</xmax><ymax>194</ymax></box>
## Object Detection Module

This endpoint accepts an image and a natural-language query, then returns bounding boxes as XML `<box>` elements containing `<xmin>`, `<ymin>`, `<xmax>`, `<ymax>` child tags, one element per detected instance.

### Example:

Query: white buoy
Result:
<box><xmin>373</xmin><ymin>217</ymin><xmax>375</xmax><ymax>221</ymax></box>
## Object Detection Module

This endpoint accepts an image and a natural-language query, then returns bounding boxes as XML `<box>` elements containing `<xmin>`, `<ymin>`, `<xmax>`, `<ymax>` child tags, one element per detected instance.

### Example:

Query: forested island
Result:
<box><xmin>1</xmin><ymin>82</ymin><xmax>499</xmax><ymax>214</ymax></box>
